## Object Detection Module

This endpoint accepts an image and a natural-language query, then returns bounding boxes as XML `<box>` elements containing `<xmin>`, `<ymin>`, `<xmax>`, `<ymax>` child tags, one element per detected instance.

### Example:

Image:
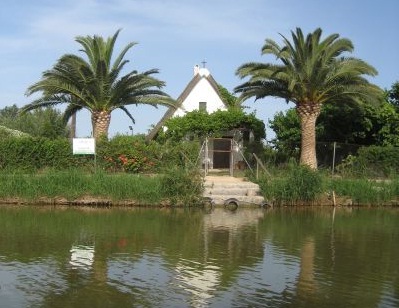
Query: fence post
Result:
<box><xmin>332</xmin><ymin>142</ymin><xmax>336</xmax><ymax>176</ymax></box>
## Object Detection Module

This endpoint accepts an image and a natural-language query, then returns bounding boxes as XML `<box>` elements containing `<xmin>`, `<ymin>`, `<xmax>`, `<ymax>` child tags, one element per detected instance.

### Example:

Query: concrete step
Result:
<box><xmin>204</xmin><ymin>195</ymin><xmax>265</xmax><ymax>206</ymax></box>
<box><xmin>204</xmin><ymin>182</ymin><xmax>260</xmax><ymax>189</ymax></box>
<box><xmin>204</xmin><ymin>187</ymin><xmax>261</xmax><ymax>196</ymax></box>
<box><xmin>202</xmin><ymin>175</ymin><xmax>265</xmax><ymax>206</ymax></box>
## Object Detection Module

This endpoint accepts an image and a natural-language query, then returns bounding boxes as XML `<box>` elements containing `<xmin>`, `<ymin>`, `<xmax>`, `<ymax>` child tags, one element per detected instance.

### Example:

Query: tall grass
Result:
<box><xmin>328</xmin><ymin>177</ymin><xmax>399</xmax><ymax>205</ymax></box>
<box><xmin>258</xmin><ymin>165</ymin><xmax>324</xmax><ymax>205</ymax></box>
<box><xmin>0</xmin><ymin>169</ymin><xmax>164</xmax><ymax>205</ymax></box>
<box><xmin>160</xmin><ymin>167</ymin><xmax>204</xmax><ymax>206</ymax></box>
<box><xmin>256</xmin><ymin>163</ymin><xmax>399</xmax><ymax>206</ymax></box>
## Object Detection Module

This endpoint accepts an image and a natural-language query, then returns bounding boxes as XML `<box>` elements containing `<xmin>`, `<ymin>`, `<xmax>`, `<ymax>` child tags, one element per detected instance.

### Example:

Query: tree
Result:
<box><xmin>23</xmin><ymin>30</ymin><xmax>175</xmax><ymax>139</ymax></box>
<box><xmin>269</xmin><ymin>108</ymin><xmax>301</xmax><ymax>159</ymax></box>
<box><xmin>388</xmin><ymin>81</ymin><xmax>399</xmax><ymax>110</ymax></box>
<box><xmin>235</xmin><ymin>28</ymin><xmax>382</xmax><ymax>169</ymax></box>
<box><xmin>0</xmin><ymin>104</ymin><xmax>68</xmax><ymax>139</ymax></box>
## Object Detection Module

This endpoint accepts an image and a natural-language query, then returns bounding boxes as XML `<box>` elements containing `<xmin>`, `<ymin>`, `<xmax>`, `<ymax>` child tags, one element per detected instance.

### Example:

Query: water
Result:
<box><xmin>0</xmin><ymin>205</ymin><xmax>398</xmax><ymax>307</ymax></box>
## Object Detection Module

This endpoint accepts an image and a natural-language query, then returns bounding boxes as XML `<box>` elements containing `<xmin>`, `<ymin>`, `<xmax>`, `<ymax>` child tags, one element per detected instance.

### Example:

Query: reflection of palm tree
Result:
<box><xmin>296</xmin><ymin>237</ymin><xmax>316</xmax><ymax>300</ymax></box>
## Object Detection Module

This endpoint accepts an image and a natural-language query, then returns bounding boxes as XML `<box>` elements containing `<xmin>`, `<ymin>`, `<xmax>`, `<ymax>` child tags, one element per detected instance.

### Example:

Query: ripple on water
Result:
<box><xmin>0</xmin><ymin>258</ymin><xmax>68</xmax><ymax>307</ymax></box>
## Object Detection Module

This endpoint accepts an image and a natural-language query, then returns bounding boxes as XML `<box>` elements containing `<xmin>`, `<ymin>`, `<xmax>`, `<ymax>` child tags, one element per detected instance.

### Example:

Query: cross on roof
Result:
<box><xmin>201</xmin><ymin>60</ymin><xmax>207</xmax><ymax>68</ymax></box>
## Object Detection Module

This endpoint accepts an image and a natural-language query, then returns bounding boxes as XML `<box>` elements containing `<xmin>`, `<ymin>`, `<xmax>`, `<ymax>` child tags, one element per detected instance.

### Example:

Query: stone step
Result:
<box><xmin>204</xmin><ymin>183</ymin><xmax>260</xmax><ymax>189</ymax></box>
<box><xmin>204</xmin><ymin>195</ymin><xmax>265</xmax><ymax>206</ymax></box>
<box><xmin>202</xmin><ymin>176</ymin><xmax>265</xmax><ymax>206</ymax></box>
<box><xmin>204</xmin><ymin>187</ymin><xmax>261</xmax><ymax>196</ymax></box>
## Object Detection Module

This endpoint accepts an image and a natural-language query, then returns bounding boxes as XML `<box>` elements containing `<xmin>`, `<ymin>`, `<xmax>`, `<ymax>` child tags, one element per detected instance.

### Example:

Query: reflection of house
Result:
<box><xmin>70</xmin><ymin>244</ymin><xmax>95</xmax><ymax>269</ymax></box>
<box><xmin>147</xmin><ymin>65</ymin><xmax>247</xmax><ymax>171</ymax></box>
<box><xmin>203</xmin><ymin>208</ymin><xmax>265</xmax><ymax>231</ymax></box>
<box><xmin>175</xmin><ymin>260</ymin><xmax>221</xmax><ymax>307</ymax></box>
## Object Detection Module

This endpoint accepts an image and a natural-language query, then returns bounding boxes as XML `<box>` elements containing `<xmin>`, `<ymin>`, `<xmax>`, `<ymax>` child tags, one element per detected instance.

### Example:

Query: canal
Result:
<box><xmin>0</xmin><ymin>206</ymin><xmax>398</xmax><ymax>307</ymax></box>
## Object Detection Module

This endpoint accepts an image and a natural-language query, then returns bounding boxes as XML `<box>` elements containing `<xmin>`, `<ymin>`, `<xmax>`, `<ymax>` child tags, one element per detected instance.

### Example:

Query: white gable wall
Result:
<box><xmin>173</xmin><ymin>77</ymin><xmax>227</xmax><ymax>118</ymax></box>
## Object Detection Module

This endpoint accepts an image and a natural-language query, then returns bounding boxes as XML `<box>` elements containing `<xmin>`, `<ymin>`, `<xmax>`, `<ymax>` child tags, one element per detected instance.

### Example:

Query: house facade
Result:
<box><xmin>147</xmin><ymin>65</ymin><xmax>247</xmax><ymax>172</ymax></box>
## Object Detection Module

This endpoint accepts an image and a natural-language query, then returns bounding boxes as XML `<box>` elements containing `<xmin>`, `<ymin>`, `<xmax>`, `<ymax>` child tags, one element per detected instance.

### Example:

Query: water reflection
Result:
<box><xmin>0</xmin><ymin>206</ymin><xmax>398</xmax><ymax>307</ymax></box>
<box><xmin>175</xmin><ymin>259</ymin><xmax>220</xmax><ymax>307</ymax></box>
<box><xmin>70</xmin><ymin>245</ymin><xmax>95</xmax><ymax>269</ymax></box>
<box><xmin>203</xmin><ymin>208</ymin><xmax>265</xmax><ymax>230</ymax></box>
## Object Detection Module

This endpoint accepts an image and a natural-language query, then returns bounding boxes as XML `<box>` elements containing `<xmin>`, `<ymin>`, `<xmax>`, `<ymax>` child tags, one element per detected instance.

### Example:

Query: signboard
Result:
<box><xmin>73</xmin><ymin>138</ymin><xmax>96</xmax><ymax>155</ymax></box>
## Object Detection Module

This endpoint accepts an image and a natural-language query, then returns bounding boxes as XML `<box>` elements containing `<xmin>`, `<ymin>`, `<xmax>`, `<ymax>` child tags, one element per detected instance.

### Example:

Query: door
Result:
<box><xmin>212</xmin><ymin>138</ymin><xmax>231</xmax><ymax>169</ymax></box>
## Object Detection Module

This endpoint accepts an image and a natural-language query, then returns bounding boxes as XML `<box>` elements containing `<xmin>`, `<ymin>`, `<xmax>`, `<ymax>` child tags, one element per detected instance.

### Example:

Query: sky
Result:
<box><xmin>0</xmin><ymin>0</ymin><xmax>398</xmax><ymax>141</ymax></box>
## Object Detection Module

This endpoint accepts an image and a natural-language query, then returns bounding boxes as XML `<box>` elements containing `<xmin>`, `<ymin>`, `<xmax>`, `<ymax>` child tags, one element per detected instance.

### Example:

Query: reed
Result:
<box><xmin>257</xmin><ymin>164</ymin><xmax>399</xmax><ymax>206</ymax></box>
<box><xmin>258</xmin><ymin>165</ymin><xmax>324</xmax><ymax>205</ymax></box>
<box><xmin>0</xmin><ymin>169</ymin><xmax>164</xmax><ymax>205</ymax></box>
<box><xmin>328</xmin><ymin>177</ymin><xmax>399</xmax><ymax>205</ymax></box>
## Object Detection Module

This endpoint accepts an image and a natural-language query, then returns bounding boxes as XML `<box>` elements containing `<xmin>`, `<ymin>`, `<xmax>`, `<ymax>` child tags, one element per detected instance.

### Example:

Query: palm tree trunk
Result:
<box><xmin>91</xmin><ymin>110</ymin><xmax>111</xmax><ymax>139</ymax></box>
<box><xmin>297</xmin><ymin>103</ymin><xmax>321</xmax><ymax>169</ymax></box>
<box><xmin>69</xmin><ymin>113</ymin><xmax>76</xmax><ymax>139</ymax></box>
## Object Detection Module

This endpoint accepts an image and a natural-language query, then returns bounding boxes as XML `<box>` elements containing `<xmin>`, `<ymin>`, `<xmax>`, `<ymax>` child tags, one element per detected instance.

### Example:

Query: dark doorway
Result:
<box><xmin>212</xmin><ymin>138</ymin><xmax>231</xmax><ymax>169</ymax></box>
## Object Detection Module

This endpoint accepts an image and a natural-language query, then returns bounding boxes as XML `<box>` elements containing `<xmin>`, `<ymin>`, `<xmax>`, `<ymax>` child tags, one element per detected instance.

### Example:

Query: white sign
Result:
<box><xmin>73</xmin><ymin>138</ymin><xmax>96</xmax><ymax>155</ymax></box>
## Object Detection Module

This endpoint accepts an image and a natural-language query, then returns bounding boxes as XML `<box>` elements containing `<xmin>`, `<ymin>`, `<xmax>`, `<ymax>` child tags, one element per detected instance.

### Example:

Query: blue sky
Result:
<box><xmin>0</xmin><ymin>0</ymin><xmax>398</xmax><ymax>140</ymax></box>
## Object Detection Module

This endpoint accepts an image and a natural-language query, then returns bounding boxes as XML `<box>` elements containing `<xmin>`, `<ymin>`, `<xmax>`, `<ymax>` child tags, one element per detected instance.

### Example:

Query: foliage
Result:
<box><xmin>268</xmin><ymin>109</ymin><xmax>301</xmax><ymax>161</ymax></box>
<box><xmin>23</xmin><ymin>29</ymin><xmax>175</xmax><ymax>139</ymax></box>
<box><xmin>160</xmin><ymin>167</ymin><xmax>204</xmax><ymax>206</ymax></box>
<box><xmin>372</xmin><ymin>102</ymin><xmax>399</xmax><ymax>146</ymax></box>
<box><xmin>388</xmin><ymin>81</ymin><xmax>399</xmax><ymax>110</ymax></box>
<box><xmin>0</xmin><ymin>104</ymin><xmax>68</xmax><ymax>139</ymax></box>
<box><xmin>327</xmin><ymin>177</ymin><xmax>399</xmax><ymax>205</ymax></box>
<box><xmin>158</xmin><ymin>109</ymin><xmax>265</xmax><ymax>141</ymax></box>
<box><xmin>258</xmin><ymin>164</ymin><xmax>324</xmax><ymax>205</ymax></box>
<box><xmin>235</xmin><ymin>27</ymin><xmax>382</xmax><ymax>169</ymax></box>
<box><xmin>0</xmin><ymin>125</ymin><xmax>29</xmax><ymax>139</ymax></box>
<box><xmin>0</xmin><ymin>137</ymin><xmax>90</xmax><ymax>171</ymax></box>
<box><xmin>217</xmin><ymin>84</ymin><xmax>242</xmax><ymax>110</ymax></box>
<box><xmin>97</xmin><ymin>135</ymin><xmax>159</xmax><ymax>173</ymax></box>
<box><xmin>269</xmin><ymin>98</ymin><xmax>399</xmax><ymax>165</ymax></box>
<box><xmin>0</xmin><ymin>134</ymin><xmax>201</xmax><ymax>174</ymax></box>
<box><xmin>0</xmin><ymin>169</ymin><xmax>164</xmax><ymax>204</ymax></box>
<box><xmin>336</xmin><ymin>146</ymin><xmax>399</xmax><ymax>177</ymax></box>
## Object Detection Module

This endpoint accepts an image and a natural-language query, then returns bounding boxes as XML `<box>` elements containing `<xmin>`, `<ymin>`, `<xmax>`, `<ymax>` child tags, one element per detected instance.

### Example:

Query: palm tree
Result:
<box><xmin>23</xmin><ymin>29</ymin><xmax>175</xmax><ymax>139</ymax></box>
<box><xmin>235</xmin><ymin>28</ymin><xmax>382</xmax><ymax>169</ymax></box>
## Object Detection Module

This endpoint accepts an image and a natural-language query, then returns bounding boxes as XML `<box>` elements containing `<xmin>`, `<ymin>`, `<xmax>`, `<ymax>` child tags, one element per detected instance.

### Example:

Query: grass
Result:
<box><xmin>328</xmin><ymin>177</ymin><xmax>399</xmax><ymax>205</ymax></box>
<box><xmin>0</xmin><ymin>169</ymin><xmax>164</xmax><ymax>205</ymax></box>
<box><xmin>255</xmin><ymin>164</ymin><xmax>399</xmax><ymax>206</ymax></box>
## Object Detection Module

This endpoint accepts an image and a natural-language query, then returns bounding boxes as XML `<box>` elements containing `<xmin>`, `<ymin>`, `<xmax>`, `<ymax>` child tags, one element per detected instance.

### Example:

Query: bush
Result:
<box><xmin>0</xmin><ymin>137</ymin><xmax>92</xmax><ymax>171</ymax></box>
<box><xmin>258</xmin><ymin>164</ymin><xmax>324</xmax><ymax>205</ymax></box>
<box><xmin>160</xmin><ymin>167</ymin><xmax>204</xmax><ymax>206</ymax></box>
<box><xmin>0</xmin><ymin>135</ymin><xmax>201</xmax><ymax>174</ymax></box>
<box><xmin>336</xmin><ymin>146</ymin><xmax>399</xmax><ymax>177</ymax></box>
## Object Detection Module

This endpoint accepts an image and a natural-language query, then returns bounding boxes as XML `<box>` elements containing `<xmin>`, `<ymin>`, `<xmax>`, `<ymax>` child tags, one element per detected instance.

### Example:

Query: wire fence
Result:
<box><xmin>253</xmin><ymin>141</ymin><xmax>398</xmax><ymax>176</ymax></box>
<box><xmin>316</xmin><ymin>141</ymin><xmax>362</xmax><ymax>171</ymax></box>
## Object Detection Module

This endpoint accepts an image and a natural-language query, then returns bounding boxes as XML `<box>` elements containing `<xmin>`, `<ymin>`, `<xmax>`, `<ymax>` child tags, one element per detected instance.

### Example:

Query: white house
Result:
<box><xmin>147</xmin><ymin>65</ymin><xmax>246</xmax><ymax>171</ymax></box>
<box><xmin>146</xmin><ymin>65</ymin><xmax>227</xmax><ymax>140</ymax></box>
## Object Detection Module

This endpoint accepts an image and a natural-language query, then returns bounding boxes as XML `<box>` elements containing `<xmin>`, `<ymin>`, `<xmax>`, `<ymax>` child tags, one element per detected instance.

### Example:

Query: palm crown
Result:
<box><xmin>24</xmin><ymin>29</ymin><xmax>175</xmax><ymax>139</ymax></box>
<box><xmin>235</xmin><ymin>27</ymin><xmax>382</xmax><ymax>168</ymax></box>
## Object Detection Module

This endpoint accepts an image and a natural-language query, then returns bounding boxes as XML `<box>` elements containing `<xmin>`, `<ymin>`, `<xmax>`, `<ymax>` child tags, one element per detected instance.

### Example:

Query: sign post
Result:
<box><xmin>73</xmin><ymin>138</ymin><xmax>96</xmax><ymax>171</ymax></box>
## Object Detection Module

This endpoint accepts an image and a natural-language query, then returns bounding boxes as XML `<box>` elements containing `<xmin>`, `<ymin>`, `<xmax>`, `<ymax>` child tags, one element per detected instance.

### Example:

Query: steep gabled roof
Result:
<box><xmin>146</xmin><ymin>69</ymin><xmax>226</xmax><ymax>141</ymax></box>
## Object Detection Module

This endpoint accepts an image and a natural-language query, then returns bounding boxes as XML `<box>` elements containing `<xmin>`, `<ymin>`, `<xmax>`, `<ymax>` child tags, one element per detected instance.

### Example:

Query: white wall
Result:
<box><xmin>173</xmin><ymin>77</ymin><xmax>226</xmax><ymax>117</ymax></box>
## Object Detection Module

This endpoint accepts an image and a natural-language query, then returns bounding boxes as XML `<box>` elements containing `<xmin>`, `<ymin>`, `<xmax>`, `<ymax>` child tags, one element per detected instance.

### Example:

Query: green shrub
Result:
<box><xmin>160</xmin><ymin>167</ymin><xmax>204</xmax><ymax>206</ymax></box>
<box><xmin>0</xmin><ymin>137</ymin><xmax>92</xmax><ymax>171</ymax></box>
<box><xmin>258</xmin><ymin>164</ymin><xmax>324</xmax><ymax>205</ymax></box>
<box><xmin>97</xmin><ymin>135</ymin><xmax>160</xmax><ymax>173</ymax></box>
<box><xmin>328</xmin><ymin>177</ymin><xmax>399</xmax><ymax>205</ymax></box>
<box><xmin>0</xmin><ymin>135</ymin><xmax>201</xmax><ymax>174</ymax></box>
<box><xmin>336</xmin><ymin>146</ymin><xmax>399</xmax><ymax>177</ymax></box>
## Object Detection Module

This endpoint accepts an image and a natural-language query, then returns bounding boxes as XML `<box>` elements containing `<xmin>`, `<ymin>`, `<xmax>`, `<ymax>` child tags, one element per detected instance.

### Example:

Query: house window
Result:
<box><xmin>199</xmin><ymin>101</ymin><xmax>207</xmax><ymax>112</ymax></box>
